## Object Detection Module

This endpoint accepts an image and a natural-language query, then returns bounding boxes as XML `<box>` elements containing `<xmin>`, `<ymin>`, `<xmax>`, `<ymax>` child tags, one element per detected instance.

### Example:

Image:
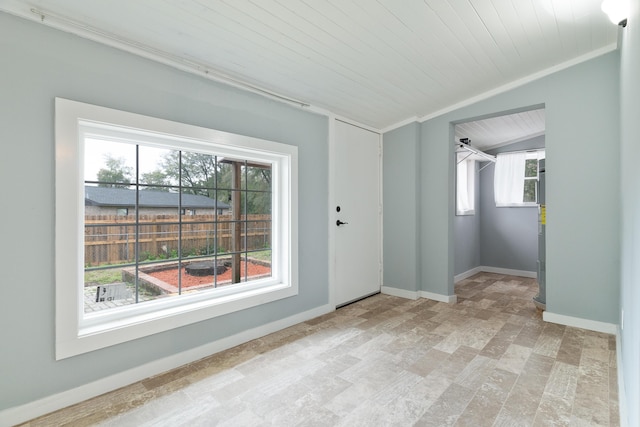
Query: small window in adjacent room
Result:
<box><xmin>495</xmin><ymin>150</ymin><xmax>545</xmax><ymax>207</ymax></box>
<box><xmin>55</xmin><ymin>98</ymin><xmax>298</xmax><ymax>359</ymax></box>
<box><xmin>524</xmin><ymin>156</ymin><xmax>539</xmax><ymax>203</ymax></box>
<box><xmin>456</xmin><ymin>154</ymin><xmax>475</xmax><ymax>215</ymax></box>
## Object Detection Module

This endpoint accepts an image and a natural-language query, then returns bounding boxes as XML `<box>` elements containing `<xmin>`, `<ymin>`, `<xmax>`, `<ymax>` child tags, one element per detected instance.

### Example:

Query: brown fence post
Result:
<box><xmin>231</xmin><ymin>161</ymin><xmax>242</xmax><ymax>283</ymax></box>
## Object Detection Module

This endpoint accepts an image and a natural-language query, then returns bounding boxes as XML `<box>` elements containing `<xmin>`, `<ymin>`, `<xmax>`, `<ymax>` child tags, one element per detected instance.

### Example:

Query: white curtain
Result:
<box><xmin>494</xmin><ymin>152</ymin><xmax>526</xmax><ymax>206</ymax></box>
<box><xmin>456</xmin><ymin>155</ymin><xmax>474</xmax><ymax>214</ymax></box>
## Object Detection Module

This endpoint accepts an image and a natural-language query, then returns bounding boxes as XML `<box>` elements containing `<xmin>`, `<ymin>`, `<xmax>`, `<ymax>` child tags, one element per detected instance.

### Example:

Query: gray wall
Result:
<box><xmin>478</xmin><ymin>136</ymin><xmax>546</xmax><ymax>272</ymax></box>
<box><xmin>453</xmin><ymin>162</ymin><xmax>480</xmax><ymax>276</ymax></box>
<box><xmin>619</xmin><ymin>1</ymin><xmax>640</xmax><ymax>424</ymax></box>
<box><xmin>0</xmin><ymin>13</ymin><xmax>328</xmax><ymax>411</ymax></box>
<box><xmin>384</xmin><ymin>51</ymin><xmax>620</xmax><ymax>323</ymax></box>
<box><xmin>383</xmin><ymin>122</ymin><xmax>420</xmax><ymax>291</ymax></box>
<box><xmin>419</xmin><ymin>121</ymin><xmax>456</xmax><ymax>296</ymax></box>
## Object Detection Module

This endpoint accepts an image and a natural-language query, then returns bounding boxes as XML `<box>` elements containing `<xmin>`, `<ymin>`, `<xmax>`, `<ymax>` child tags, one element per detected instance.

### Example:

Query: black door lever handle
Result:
<box><xmin>336</xmin><ymin>220</ymin><xmax>348</xmax><ymax>226</ymax></box>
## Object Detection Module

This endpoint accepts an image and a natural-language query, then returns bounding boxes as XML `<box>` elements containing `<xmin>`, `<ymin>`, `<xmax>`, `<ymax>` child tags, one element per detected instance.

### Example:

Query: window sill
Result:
<box><xmin>57</xmin><ymin>280</ymin><xmax>297</xmax><ymax>360</ymax></box>
<box><xmin>495</xmin><ymin>203</ymin><xmax>539</xmax><ymax>208</ymax></box>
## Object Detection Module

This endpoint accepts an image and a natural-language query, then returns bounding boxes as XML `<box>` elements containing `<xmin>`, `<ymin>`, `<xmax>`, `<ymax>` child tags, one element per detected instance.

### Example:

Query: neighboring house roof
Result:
<box><xmin>85</xmin><ymin>186</ymin><xmax>230</xmax><ymax>210</ymax></box>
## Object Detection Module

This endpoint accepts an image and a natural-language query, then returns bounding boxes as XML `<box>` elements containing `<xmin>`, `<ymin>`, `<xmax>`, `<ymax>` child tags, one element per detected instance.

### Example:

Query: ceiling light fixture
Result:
<box><xmin>601</xmin><ymin>0</ymin><xmax>628</xmax><ymax>27</ymax></box>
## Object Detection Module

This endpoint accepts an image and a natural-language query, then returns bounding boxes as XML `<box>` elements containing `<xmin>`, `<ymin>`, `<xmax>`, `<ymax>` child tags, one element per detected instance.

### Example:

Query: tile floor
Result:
<box><xmin>21</xmin><ymin>273</ymin><xmax>619</xmax><ymax>426</ymax></box>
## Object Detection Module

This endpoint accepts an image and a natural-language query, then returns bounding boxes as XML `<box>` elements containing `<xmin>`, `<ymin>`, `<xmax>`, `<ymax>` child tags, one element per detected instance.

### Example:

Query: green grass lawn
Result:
<box><xmin>84</xmin><ymin>269</ymin><xmax>123</xmax><ymax>285</ymax></box>
<box><xmin>249</xmin><ymin>250</ymin><xmax>271</xmax><ymax>262</ymax></box>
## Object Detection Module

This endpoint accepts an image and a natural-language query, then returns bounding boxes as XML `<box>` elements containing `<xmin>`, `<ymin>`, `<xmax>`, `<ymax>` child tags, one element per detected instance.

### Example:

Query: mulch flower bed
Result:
<box><xmin>147</xmin><ymin>261</ymin><xmax>271</xmax><ymax>288</ymax></box>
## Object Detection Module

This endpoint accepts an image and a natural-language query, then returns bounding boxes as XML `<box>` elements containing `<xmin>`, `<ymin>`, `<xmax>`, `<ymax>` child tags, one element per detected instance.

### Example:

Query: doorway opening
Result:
<box><xmin>452</xmin><ymin>107</ymin><xmax>546</xmax><ymax>309</ymax></box>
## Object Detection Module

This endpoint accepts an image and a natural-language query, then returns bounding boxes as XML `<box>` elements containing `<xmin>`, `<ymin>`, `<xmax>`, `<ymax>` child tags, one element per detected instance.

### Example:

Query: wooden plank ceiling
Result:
<box><xmin>455</xmin><ymin>108</ymin><xmax>546</xmax><ymax>150</ymax></box>
<box><xmin>3</xmin><ymin>0</ymin><xmax>618</xmax><ymax>130</ymax></box>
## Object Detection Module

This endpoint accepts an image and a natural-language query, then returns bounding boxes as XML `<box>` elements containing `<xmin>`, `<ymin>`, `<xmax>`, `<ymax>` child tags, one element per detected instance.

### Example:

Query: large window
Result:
<box><xmin>56</xmin><ymin>98</ymin><xmax>298</xmax><ymax>359</ymax></box>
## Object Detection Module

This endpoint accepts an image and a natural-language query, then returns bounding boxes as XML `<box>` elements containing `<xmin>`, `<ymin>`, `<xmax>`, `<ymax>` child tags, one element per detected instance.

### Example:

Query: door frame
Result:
<box><xmin>328</xmin><ymin>116</ymin><xmax>383</xmax><ymax>308</ymax></box>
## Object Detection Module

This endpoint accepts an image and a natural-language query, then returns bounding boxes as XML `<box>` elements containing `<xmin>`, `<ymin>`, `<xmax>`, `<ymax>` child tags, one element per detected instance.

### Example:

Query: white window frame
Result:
<box><xmin>55</xmin><ymin>98</ymin><xmax>298</xmax><ymax>360</ymax></box>
<box><xmin>456</xmin><ymin>154</ymin><xmax>476</xmax><ymax>216</ymax></box>
<box><xmin>494</xmin><ymin>150</ymin><xmax>545</xmax><ymax>208</ymax></box>
<box><xmin>522</xmin><ymin>151</ymin><xmax>544</xmax><ymax>205</ymax></box>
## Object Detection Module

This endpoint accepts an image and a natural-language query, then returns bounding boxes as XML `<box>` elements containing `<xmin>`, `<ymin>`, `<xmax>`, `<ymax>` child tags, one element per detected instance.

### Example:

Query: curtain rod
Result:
<box><xmin>29</xmin><ymin>7</ymin><xmax>311</xmax><ymax>108</ymax></box>
<box><xmin>494</xmin><ymin>148</ymin><xmax>545</xmax><ymax>156</ymax></box>
<box><xmin>455</xmin><ymin>143</ymin><xmax>496</xmax><ymax>163</ymax></box>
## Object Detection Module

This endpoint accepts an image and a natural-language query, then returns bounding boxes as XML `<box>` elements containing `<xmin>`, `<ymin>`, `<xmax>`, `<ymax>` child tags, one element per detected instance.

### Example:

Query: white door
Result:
<box><xmin>334</xmin><ymin>120</ymin><xmax>381</xmax><ymax>307</ymax></box>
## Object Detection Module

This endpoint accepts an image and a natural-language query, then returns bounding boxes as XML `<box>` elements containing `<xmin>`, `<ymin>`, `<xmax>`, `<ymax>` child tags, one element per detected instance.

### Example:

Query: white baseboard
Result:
<box><xmin>478</xmin><ymin>266</ymin><xmax>537</xmax><ymax>279</ymax></box>
<box><xmin>381</xmin><ymin>285</ymin><xmax>456</xmax><ymax>304</ymax></box>
<box><xmin>616</xmin><ymin>326</ymin><xmax>628</xmax><ymax>427</ymax></box>
<box><xmin>543</xmin><ymin>311</ymin><xmax>618</xmax><ymax>334</ymax></box>
<box><xmin>381</xmin><ymin>286</ymin><xmax>418</xmax><ymax>300</ymax></box>
<box><xmin>0</xmin><ymin>303</ymin><xmax>334</xmax><ymax>427</ymax></box>
<box><xmin>454</xmin><ymin>266</ymin><xmax>537</xmax><ymax>283</ymax></box>
<box><xmin>420</xmin><ymin>291</ymin><xmax>457</xmax><ymax>304</ymax></box>
<box><xmin>454</xmin><ymin>267</ymin><xmax>483</xmax><ymax>283</ymax></box>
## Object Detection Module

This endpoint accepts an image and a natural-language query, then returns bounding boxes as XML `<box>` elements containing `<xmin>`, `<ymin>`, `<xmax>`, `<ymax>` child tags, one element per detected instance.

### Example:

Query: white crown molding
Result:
<box><xmin>417</xmin><ymin>43</ymin><xmax>619</xmax><ymax>123</ymax></box>
<box><xmin>0</xmin><ymin>3</ymin><xmax>618</xmax><ymax>135</ymax></box>
<box><xmin>305</xmin><ymin>104</ymin><xmax>381</xmax><ymax>134</ymax></box>
<box><xmin>380</xmin><ymin>115</ymin><xmax>420</xmax><ymax>134</ymax></box>
<box><xmin>0</xmin><ymin>2</ymin><xmax>312</xmax><ymax>109</ymax></box>
<box><xmin>0</xmin><ymin>2</ymin><xmax>386</xmax><ymax>134</ymax></box>
<box><xmin>381</xmin><ymin>43</ymin><xmax>618</xmax><ymax>134</ymax></box>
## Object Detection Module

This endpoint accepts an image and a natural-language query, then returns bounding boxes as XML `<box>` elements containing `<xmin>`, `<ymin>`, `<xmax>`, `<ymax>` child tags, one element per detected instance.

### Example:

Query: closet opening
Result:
<box><xmin>453</xmin><ymin>107</ymin><xmax>546</xmax><ymax>309</ymax></box>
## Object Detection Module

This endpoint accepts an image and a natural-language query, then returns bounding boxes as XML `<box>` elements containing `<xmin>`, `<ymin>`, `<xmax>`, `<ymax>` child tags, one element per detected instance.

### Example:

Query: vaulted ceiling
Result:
<box><xmin>2</xmin><ymin>1</ymin><xmax>618</xmax><ymax>130</ymax></box>
<box><xmin>456</xmin><ymin>108</ymin><xmax>546</xmax><ymax>150</ymax></box>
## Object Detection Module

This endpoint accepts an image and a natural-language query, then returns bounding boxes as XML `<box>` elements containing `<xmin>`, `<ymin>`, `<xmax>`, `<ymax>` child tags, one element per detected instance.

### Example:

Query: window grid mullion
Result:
<box><xmin>244</xmin><ymin>161</ymin><xmax>248</xmax><ymax>282</ymax></box>
<box><xmin>135</xmin><ymin>144</ymin><xmax>140</xmax><ymax>304</ymax></box>
<box><xmin>214</xmin><ymin>155</ymin><xmax>219</xmax><ymax>289</ymax></box>
<box><xmin>178</xmin><ymin>151</ymin><xmax>183</xmax><ymax>295</ymax></box>
<box><xmin>81</xmin><ymin>143</ymin><xmax>275</xmax><ymax>308</ymax></box>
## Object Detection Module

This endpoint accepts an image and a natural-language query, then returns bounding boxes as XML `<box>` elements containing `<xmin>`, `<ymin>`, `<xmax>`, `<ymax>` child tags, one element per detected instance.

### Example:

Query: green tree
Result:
<box><xmin>157</xmin><ymin>151</ymin><xmax>229</xmax><ymax>198</ymax></box>
<box><xmin>141</xmin><ymin>170</ymin><xmax>170</xmax><ymax>189</ymax></box>
<box><xmin>148</xmin><ymin>152</ymin><xmax>271</xmax><ymax>214</ymax></box>
<box><xmin>96</xmin><ymin>156</ymin><xmax>133</xmax><ymax>188</ymax></box>
<box><xmin>244</xmin><ymin>166</ymin><xmax>271</xmax><ymax>214</ymax></box>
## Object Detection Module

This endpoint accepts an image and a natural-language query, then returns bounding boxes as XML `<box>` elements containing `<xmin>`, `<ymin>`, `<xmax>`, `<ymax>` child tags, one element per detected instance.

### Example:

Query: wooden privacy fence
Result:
<box><xmin>84</xmin><ymin>214</ymin><xmax>271</xmax><ymax>267</ymax></box>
